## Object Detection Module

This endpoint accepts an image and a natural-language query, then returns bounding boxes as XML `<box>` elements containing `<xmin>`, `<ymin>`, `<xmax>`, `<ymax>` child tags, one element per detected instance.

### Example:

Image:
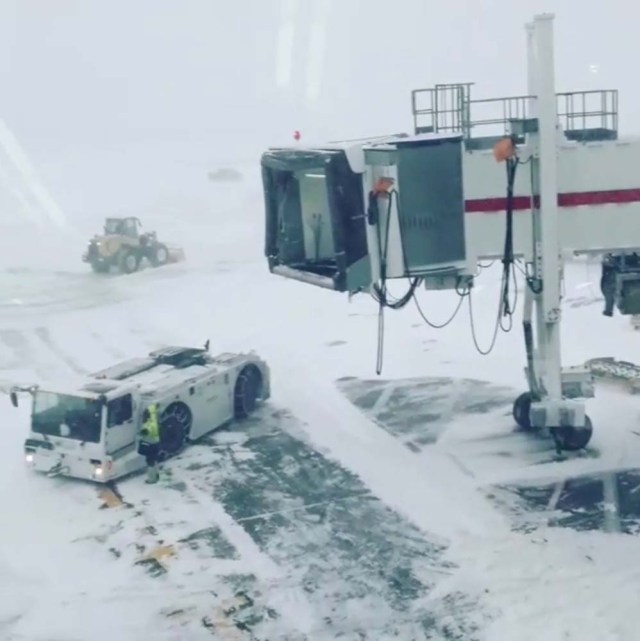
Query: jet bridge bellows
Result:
<box><xmin>262</xmin><ymin>147</ymin><xmax>370</xmax><ymax>292</ymax></box>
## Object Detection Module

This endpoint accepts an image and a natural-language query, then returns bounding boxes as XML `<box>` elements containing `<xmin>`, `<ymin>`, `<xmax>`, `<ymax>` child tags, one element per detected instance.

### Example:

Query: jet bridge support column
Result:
<box><xmin>532</xmin><ymin>13</ymin><xmax>563</xmax><ymax>412</ymax></box>
<box><xmin>514</xmin><ymin>13</ymin><xmax>594</xmax><ymax>451</ymax></box>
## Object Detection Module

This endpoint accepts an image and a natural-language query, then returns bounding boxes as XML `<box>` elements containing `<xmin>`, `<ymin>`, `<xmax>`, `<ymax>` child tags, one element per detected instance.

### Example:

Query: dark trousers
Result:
<box><xmin>139</xmin><ymin>442</ymin><xmax>159</xmax><ymax>466</ymax></box>
<box><xmin>601</xmin><ymin>266</ymin><xmax>616</xmax><ymax>316</ymax></box>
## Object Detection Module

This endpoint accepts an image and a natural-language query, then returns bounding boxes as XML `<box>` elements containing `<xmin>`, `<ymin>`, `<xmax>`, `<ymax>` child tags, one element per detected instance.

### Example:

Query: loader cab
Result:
<box><xmin>104</xmin><ymin>217</ymin><xmax>141</xmax><ymax>239</ymax></box>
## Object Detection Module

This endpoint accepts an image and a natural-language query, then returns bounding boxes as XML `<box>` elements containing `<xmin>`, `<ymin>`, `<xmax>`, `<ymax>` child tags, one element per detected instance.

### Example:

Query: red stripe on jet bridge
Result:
<box><xmin>465</xmin><ymin>188</ymin><xmax>640</xmax><ymax>213</ymax></box>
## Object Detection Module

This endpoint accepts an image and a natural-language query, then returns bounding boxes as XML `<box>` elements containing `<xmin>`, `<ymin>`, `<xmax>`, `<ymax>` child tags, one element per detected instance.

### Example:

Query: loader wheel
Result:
<box><xmin>157</xmin><ymin>401</ymin><xmax>192</xmax><ymax>461</ymax></box>
<box><xmin>234</xmin><ymin>365</ymin><xmax>263</xmax><ymax>419</ymax></box>
<box><xmin>118</xmin><ymin>250</ymin><xmax>140</xmax><ymax>274</ymax></box>
<box><xmin>149</xmin><ymin>243</ymin><xmax>169</xmax><ymax>267</ymax></box>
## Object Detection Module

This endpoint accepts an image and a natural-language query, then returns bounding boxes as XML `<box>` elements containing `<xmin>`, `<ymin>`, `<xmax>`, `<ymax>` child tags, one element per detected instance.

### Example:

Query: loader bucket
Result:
<box><xmin>166</xmin><ymin>245</ymin><xmax>186</xmax><ymax>264</ymax></box>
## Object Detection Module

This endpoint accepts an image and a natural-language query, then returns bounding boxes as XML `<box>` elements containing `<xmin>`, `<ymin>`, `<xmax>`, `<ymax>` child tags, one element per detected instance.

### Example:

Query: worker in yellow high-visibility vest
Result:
<box><xmin>139</xmin><ymin>403</ymin><xmax>160</xmax><ymax>484</ymax></box>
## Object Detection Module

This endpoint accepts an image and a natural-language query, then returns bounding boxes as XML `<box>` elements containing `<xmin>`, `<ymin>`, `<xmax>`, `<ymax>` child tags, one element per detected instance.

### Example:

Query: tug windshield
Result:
<box><xmin>32</xmin><ymin>392</ymin><xmax>103</xmax><ymax>444</ymax></box>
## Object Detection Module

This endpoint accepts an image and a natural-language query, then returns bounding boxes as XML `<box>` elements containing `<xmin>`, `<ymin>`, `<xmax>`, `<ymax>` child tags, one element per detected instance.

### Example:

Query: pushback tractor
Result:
<box><xmin>10</xmin><ymin>344</ymin><xmax>270</xmax><ymax>482</ymax></box>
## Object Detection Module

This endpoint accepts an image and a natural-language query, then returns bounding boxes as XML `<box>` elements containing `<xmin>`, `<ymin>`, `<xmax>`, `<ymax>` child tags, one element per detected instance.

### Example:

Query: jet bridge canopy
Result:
<box><xmin>262</xmin><ymin>147</ymin><xmax>370</xmax><ymax>292</ymax></box>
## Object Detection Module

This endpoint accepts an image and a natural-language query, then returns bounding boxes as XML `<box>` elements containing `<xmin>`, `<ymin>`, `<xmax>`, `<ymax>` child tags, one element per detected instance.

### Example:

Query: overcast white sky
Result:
<box><xmin>0</xmin><ymin>0</ymin><xmax>636</xmax><ymax>146</ymax></box>
<box><xmin>0</xmin><ymin>0</ymin><xmax>636</xmax><ymax>216</ymax></box>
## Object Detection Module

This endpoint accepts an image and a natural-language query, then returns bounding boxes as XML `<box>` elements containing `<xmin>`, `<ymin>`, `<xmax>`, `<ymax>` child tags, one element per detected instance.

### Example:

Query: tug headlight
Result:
<box><xmin>90</xmin><ymin>458</ymin><xmax>105</xmax><ymax>478</ymax></box>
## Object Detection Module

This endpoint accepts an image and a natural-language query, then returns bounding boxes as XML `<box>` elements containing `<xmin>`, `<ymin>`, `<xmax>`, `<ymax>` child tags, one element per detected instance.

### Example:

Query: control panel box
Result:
<box><xmin>362</xmin><ymin>133</ymin><xmax>467</xmax><ymax>281</ymax></box>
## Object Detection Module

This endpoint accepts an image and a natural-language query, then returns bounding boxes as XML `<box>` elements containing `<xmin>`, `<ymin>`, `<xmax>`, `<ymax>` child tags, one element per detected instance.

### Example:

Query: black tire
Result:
<box><xmin>234</xmin><ymin>365</ymin><xmax>263</xmax><ymax>419</ymax></box>
<box><xmin>149</xmin><ymin>243</ymin><xmax>169</xmax><ymax>267</ymax></box>
<box><xmin>157</xmin><ymin>401</ymin><xmax>192</xmax><ymax>461</ymax></box>
<box><xmin>513</xmin><ymin>391</ymin><xmax>536</xmax><ymax>430</ymax></box>
<box><xmin>118</xmin><ymin>249</ymin><xmax>140</xmax><ymax>274</ymax></box>
<box><xmin>552</xmin><ymin>415</ymin><xmax>593</xmax><ymax>451</ymax></box>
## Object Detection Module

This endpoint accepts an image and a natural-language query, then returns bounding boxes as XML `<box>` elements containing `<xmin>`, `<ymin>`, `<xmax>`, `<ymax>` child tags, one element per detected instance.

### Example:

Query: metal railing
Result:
<box><xmin>411</xmin><ymin>83</ymin><xmax>619</xmax><ymax>142</ymax></box>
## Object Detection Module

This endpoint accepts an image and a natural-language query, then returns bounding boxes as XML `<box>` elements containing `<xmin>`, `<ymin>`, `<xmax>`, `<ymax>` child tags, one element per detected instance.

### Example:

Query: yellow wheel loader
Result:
<box><xmin>82</xmin><ymin>217</ymin><xmax>185</xmax><ymax>274</ymax></box>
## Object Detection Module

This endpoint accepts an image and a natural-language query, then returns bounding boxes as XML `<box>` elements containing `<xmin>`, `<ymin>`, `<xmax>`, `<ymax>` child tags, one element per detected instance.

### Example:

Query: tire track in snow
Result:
<box><xmin>89</xmin><ymin>331</ymin><xmax>128</xmax><ymax>361</ymax></box>
<box><xmin>32</xmin><ymin>321</ymin><xmax>139</xmax><ymax>376</ymax></box>
<box><xmin>0</xmin><ymin>328</ymin><xmax>57</xmax><ymax>380</ymax></box>
<box><xmin>34</xmin><ymin>326</ymin><xmax>88</xmax><ymax>375</ymax></box>
<box><xmin>0</xmin><ymin>329</ymin><xmax>27</xmax><ymax>370</ymax></box>
<box><xmin>128</xmin><ymin>326</ymin><xmax>168</xmax><ymax>350</ymax></box>
<box><xmin>371</xmin><ymin>381</ymin><xmax>396</xmax><ymax>415</ymax></box>
<box><xmin>87</xmin><ymin>315</ymin><xmax>164</xmax><ymax>359</ymax></box>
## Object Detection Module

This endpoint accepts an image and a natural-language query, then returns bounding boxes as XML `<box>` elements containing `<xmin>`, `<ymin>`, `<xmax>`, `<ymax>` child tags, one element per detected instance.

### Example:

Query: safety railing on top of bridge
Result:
<box><xmin>411</xmin><ymin>83</ymin><xmax>619</xmax><ymax>149</ymax></box>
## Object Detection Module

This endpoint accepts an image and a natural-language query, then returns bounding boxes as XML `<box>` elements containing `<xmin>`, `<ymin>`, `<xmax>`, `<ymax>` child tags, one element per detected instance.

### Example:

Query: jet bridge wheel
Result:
<box><xmin>234</xmin><ymin>365</ymin><xmax>263</xmax><ymax>419</ymax></box>
<box><xmin>512</xmin><ymin>392</ymin><xmax>538</xmax><ymax>431</ymax></box>
<box><xmin>551</xmin><ymin>416</ymin><xmax>594</xmax><ymax>451</ymax></box>
<box><xmin>157</xmin><ymin>401</ymin><xmax>193</xmax><ymax>461</ymax></box>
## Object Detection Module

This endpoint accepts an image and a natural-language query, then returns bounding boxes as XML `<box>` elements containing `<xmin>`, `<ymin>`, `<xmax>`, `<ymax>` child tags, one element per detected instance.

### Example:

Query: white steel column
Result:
<box><xmin>529</xmin><ymin>14</ymin><xmax>564</xmax><ymax>415</ymax></box>
<box><xmin>525</xmin><ymin>18</ymin><xmax>544</xmax><ymax>395</ymax></box>
<box><xmin>525</xmin><ymin>22</ymin><xmax>537</xmax><ymax>117</ymax></box>
<box><xmin>534</xmin><ymin>13</ymin><xmax>561</xmax><ymax>323</ymax></box>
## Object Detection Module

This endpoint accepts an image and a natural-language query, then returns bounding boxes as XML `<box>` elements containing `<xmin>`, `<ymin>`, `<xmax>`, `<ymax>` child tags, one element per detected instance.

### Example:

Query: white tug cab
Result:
<box><xmin>11</xmin><ymin>344</ymin><xmax>270</xmax><ymax>482</ymax></box>
<box><xmin>261</xmin><ymin>13</ymin><xmax>640</xmax><ymax>453</ymax></box>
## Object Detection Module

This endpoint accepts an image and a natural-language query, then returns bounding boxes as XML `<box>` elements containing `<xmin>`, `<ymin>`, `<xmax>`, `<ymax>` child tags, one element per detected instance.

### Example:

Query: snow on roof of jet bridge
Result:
<box><xmin>265</xmin><ymin>131</ymin><xmax>464</xmax><ymax>174</ymax></box>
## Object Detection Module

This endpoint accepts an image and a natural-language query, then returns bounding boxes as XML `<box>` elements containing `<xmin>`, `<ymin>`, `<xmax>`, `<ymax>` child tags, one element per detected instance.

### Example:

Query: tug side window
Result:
<box><xmin>107</xmin><ymin>395</ymin><xmax>133</xmax><ymax>427</ymax></box>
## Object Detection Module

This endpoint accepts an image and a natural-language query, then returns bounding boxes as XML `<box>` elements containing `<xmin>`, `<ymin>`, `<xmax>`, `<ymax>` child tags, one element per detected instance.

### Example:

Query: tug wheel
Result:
<box><xmin>234</xmin><ymin>365</ymin><xmax>263</xmax><ymax>419</ymax></box>
<box><xmin>157</xmin><ymin>401</ymin><xmax>192</xmax><ymax>461</ymax></box>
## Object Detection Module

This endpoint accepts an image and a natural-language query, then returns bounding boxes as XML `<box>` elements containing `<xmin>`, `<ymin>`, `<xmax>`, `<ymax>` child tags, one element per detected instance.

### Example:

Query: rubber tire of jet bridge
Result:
<box><xmin>118</xmin><ymin>249</ymin><xmax>141</xmax><ymax>274</ymax></box>
<box><xmin>234</xmin><ymin>365</ymin><xmax>262</xmax><ymax>420</ymax></box>
<box><xmin>149</xmin><ymin>243</ymin><xmax>169</xmax><ymax>268</ymax></box>
<box><xmin>157</xmin><ymin>401</ymin><xmax>192</xmax><ymax>462</ymax></box>
<box><xmin>551</xmin><ymin>415</ymin><xmax>594</xmax><ymax>452</ymax></box>
<box><xmin>512</xmin><ymin>391</ymin><xmax>538</xmax><ymax>431</ymax></box>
